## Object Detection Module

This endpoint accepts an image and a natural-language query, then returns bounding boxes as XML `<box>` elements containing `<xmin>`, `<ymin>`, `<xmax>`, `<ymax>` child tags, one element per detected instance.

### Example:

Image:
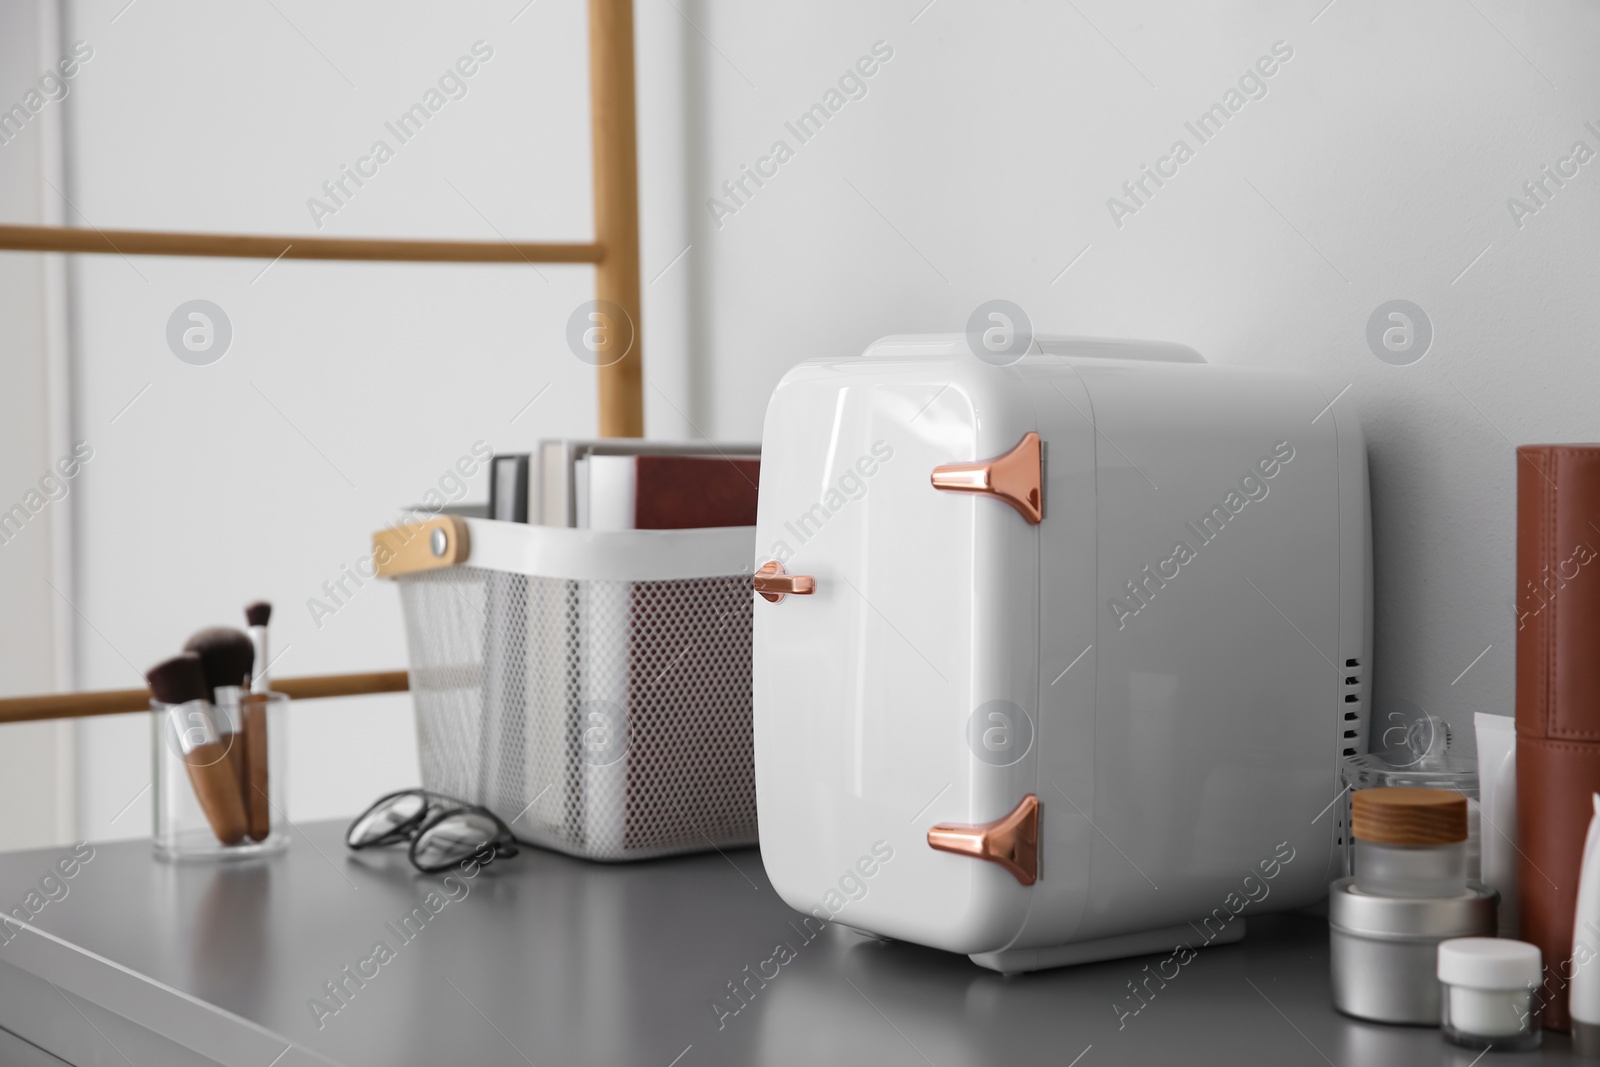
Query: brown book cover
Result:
<box><xmin>632</xmin><ymin>454</ymin><xmax>760</xmax><ymax>529</ymax></box>
<box><xmin>1516</xmin><ymin>444</ymin><xmax>1600</xmax><ymax>1031</ymax></box>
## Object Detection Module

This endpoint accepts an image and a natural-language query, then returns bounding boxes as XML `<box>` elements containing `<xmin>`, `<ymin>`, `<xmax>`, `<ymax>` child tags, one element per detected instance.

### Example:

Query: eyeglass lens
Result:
<box><xmin>348</xmin><ymin>792</ymin><xmax>427</xmax><ymax>847</ymax></box>
<box><xmin>412</xmin><ymin>810</ymin><xmax>501</xmax><ymax>870</ymax></box>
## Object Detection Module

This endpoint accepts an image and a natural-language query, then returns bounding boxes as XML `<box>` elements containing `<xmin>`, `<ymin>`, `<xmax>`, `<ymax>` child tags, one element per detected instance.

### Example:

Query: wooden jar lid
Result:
<box><xmin>1351</xmin><ymin>787</ymin><xmax>1468</xmax><ymax>845</ymax></box>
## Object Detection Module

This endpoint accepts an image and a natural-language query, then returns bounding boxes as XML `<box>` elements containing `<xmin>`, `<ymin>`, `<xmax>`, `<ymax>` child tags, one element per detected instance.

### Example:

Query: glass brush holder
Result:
<box><xmin>152</xmin><ymin>689</ymin><xmax>288</xmax><ymax>860</ymax></box>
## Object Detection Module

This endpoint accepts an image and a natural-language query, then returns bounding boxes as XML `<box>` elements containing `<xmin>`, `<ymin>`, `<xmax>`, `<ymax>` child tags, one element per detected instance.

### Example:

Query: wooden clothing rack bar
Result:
<box><xmin>0</xmin><ymin>671</ymin><xmax>410</xmax><ymax>725</ymax></box>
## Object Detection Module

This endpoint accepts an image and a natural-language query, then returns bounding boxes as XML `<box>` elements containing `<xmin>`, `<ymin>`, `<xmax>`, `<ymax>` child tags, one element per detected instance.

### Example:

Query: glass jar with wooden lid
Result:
<box><xmin>1352</xmin><ymin>787</ymin><xmax>1468</xmax><ymax>899</ymax></box>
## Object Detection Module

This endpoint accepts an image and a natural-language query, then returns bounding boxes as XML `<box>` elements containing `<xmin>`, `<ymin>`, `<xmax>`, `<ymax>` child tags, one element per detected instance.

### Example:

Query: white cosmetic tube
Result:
<box><xmin>1570</xmin><ymin>794</ymin><xmax>1600</xmax><ymax>1057</ymax></box>
<box><xmin>1475</xmin><ymin>712</ymin><xmax>1518</xmax><ymax>937</ymax></box>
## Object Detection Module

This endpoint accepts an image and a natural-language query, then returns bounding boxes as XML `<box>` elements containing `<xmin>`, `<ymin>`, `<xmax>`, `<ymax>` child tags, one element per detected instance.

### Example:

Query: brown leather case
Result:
<box><xmin>1516</xmin><ymin>444</ymin><xmax>1600</xmax><ymax>1032</ymax></box>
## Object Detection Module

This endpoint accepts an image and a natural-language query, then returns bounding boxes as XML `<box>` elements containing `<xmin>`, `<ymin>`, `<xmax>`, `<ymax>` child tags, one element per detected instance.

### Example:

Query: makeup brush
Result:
<box><xmin>245</xmin><ymin>602</ymin><xmax>272</xmax><ymax>693</ymax></box>
<box><xmin>146</xmin><ymin>653</ymin><xmax>247</xmax><ymax>845</ymax></box>
<box><xmin>182</xmin><ymin>627</ymin><xmax>254</xmax><ymax>799</ymax></box>
<box><xmin>182</xmin><ymin>627</ymin><xmax>254</xmax><ymax>698</ymax></box>
<box><xmin>242</xmin><ymin>601</ymin><xmax>273</xmax><ymax>841</ymax></box>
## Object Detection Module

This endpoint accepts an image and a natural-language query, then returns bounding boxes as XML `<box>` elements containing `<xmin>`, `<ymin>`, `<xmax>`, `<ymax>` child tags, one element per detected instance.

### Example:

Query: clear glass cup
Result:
<box><xmin>152</xmin><ymin>691</ymin><xmax>288</xmax><ymax>861</ymax></box>
<box><xmin>1440</xmin><ymin>978</ymin><xmax>1541</xmax><ymax>1051</ymax></box>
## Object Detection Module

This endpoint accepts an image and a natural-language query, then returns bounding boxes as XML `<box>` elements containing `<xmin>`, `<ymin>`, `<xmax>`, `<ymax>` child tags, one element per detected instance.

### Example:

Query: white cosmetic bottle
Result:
<box><xmin>1475</xmin><ymin>712</ymin><xmax>1518</xmax><ymax>936</ymax></box>
<box><xmin>1571</xmin><ymin>793</ymin><xmax>1600</xmax><ymax>1057</ymax></box>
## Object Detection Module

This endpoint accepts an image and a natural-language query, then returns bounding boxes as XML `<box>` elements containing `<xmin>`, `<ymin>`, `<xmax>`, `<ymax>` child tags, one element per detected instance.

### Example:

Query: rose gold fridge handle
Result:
<box><xmin>930</xmin><ymin>431</ymin><xmax>1043</xmax><ymax>524</ymax></box>
<box><xmin>753</xmin><ymin>560</ymin><xmax>815</xmax><ymax>604</ymax></box>
<box><xmin>927</xmin><ymin>793</ymin><xmax>1039</xmax><ymax>886</ymax></box>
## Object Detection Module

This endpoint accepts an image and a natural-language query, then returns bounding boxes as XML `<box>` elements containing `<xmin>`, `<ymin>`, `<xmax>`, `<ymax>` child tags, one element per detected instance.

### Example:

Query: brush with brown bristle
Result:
<box><xmin>242</xmin><ymin>601</ymin><xmax>273</xmax><ymax>841</ymax></box>
<box><xmin>182</xmin><ymin>627</ymin><xmax>254</xmax><ymax>801</ymax></box>
<box><xmin>147</xmin><ymin>653</ymin><xmax>247</xmax><ymax>846</ymax></box>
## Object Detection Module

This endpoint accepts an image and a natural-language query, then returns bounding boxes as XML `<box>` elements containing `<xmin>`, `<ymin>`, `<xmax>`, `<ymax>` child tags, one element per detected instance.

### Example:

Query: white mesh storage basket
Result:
<box><xmin>377</xmin><ymin>517</ymin><xmax>757</xmax><ymax>861</ymax></box>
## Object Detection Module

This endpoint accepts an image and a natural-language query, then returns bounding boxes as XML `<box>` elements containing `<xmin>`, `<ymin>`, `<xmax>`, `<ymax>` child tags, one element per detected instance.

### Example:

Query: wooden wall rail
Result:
<box><xmin>589</xmin><ymin>0</ymin><xmax>644</xmax><ymax>438</ymax></box>
<box><xmin>0</xmin><ymin>671</ymin><xmax>409</xmax><ymax>726</ymax></box>
<box><xmin>0</xmin><ymin>224</ymin><xmax>602</xmax><ymax>264</ymax></box>
<box><xmin>0</xmin><ymin>2</ymin><xmax>645</xmax><ymax>726</ymax></box>
<box><xmin>0</xmin><ymin>0</ymin><xmax>646</xmax><ymax>434</ymax></box>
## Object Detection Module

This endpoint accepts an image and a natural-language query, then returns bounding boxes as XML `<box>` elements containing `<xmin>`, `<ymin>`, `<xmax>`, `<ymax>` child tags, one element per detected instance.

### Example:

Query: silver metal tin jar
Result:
<box><xmin>1328</xmin><ymin>877</ymin><xmax>1498</xmax><ymax>1024</ymax></box>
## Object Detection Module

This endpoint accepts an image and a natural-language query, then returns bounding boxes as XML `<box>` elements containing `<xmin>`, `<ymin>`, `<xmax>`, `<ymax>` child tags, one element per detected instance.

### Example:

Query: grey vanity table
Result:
<box><xmin>0</xmin><ymin>822</ymin><xmax>1575</xmax><ymax>1066</ymax></box>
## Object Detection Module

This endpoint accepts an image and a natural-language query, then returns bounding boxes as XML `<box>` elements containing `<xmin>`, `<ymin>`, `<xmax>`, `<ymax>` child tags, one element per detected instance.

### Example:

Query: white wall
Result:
<box><xmin>21</xmin><ymin>0</ymin><xmax>1600</xmax><ymax>844</ymax></box>
<box><xmin>684</xmin><ymin>0</ymin><xmax>1600</xmax><ymax>755</ymax></box>
<box><xmin>57</xmin><ymin>0</ymin><xmax>692</xmax><ymax>841</ymax></box>
<box><xmin>0</xmin><ymin>0</ymin><xmax>76</xmax><ymax>850</ymax></box>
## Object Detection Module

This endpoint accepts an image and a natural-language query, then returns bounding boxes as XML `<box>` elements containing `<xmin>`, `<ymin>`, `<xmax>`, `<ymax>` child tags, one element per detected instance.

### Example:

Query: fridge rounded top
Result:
<box><xmin>852</xmin><ymin>333</ymin><xmax>1207</xmax><ymax>364</ymax></box>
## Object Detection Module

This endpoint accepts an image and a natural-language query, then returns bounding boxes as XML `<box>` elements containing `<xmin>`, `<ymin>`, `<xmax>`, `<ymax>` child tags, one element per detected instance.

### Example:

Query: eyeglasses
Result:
<box><xmin>345</xmin><ymin>789</ymin><xmax>523</xmax><ymax>873</ymax></box>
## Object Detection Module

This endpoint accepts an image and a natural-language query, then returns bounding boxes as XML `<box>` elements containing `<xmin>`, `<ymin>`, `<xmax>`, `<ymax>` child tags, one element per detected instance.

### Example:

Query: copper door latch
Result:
<box><xmin>927</xmin><ymin>793</ymin><xmax>1039</xmax><ymax>886</ymax></box>
<box><xmin>930</xmin><ymin>432</ymin><xmax>1043</xmax><ymax>524</ymax></box>
<box><xmin>753</xmin><ymin>561</ymin><xmax>816</xmax><ymax>603</ymax></box>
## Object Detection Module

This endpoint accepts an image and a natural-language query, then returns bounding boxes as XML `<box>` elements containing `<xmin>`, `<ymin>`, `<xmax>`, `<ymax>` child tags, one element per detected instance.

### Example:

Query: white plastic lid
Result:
<box><xmin>1437</xmin><ymin>938</ymin><xmax>1542</xmax><ymax>989</ymax></box>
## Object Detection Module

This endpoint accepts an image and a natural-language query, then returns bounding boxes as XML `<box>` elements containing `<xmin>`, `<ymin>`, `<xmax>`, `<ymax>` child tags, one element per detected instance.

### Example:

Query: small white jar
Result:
<box><xmin>1437</xmin><ymin>937</ymin><xmax>1541</xmax><ymax>1051</ymax></box>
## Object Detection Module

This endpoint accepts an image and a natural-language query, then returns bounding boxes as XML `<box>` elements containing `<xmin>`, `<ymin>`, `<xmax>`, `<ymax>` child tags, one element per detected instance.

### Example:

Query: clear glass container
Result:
<box><xmin>152</xmin><ymin>691</ymin><xmax>288</xmax><ymax>861</ymax></box>
<box><xmin>1341</xmin><ymin>713</ymin><xmax>1478</xmax><ymax>879</ymax></box>
<box><xmin>1438</xmin><ymin>938</ymin><xmax>1542</xmax><ymax>1052</ymax></box>
<box><xmin>1354</xmin><ymin>839</ymin><xmax>1467</xmax><ymax>898</ymax></box>
<box><xmin>1441</xmin><ymin>983</ymin><xmax>1540</xmax><ymax>1050</ymax></box>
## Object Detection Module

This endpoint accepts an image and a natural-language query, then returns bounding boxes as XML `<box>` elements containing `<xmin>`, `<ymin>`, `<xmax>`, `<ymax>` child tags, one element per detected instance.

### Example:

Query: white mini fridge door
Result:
<box><xmin>754</xmin><ymin>353</ymin><xmax>1048</xmax><ymax>955</ymax></box>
